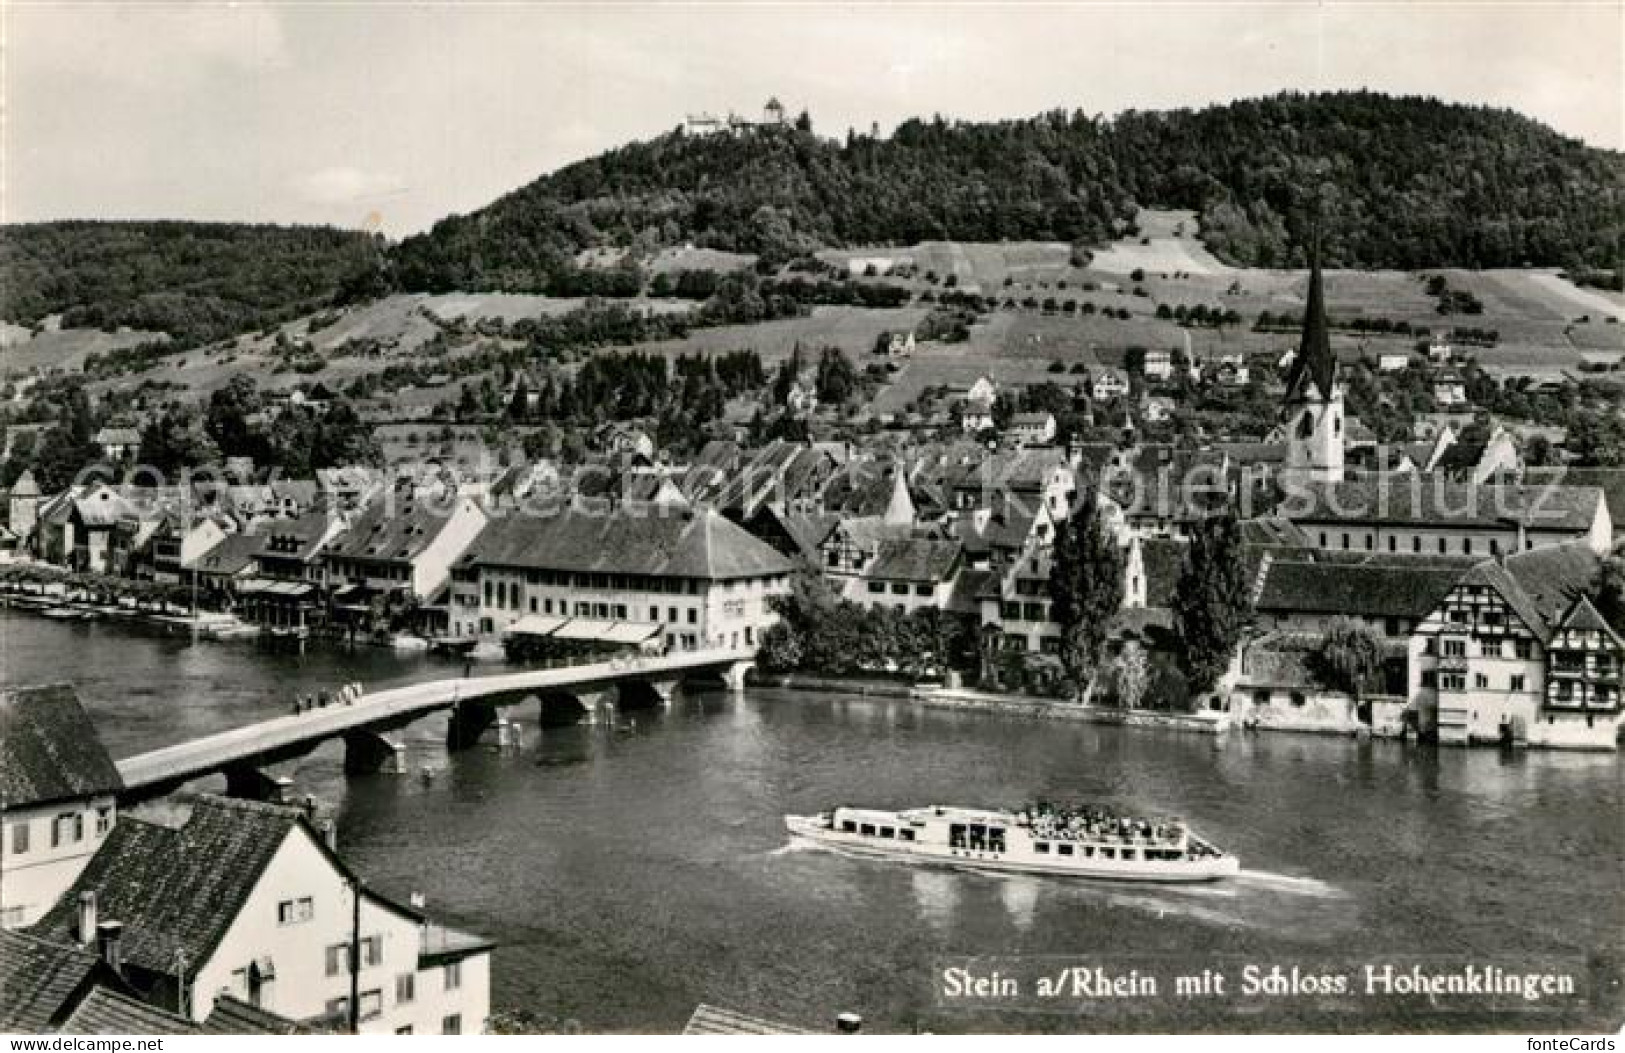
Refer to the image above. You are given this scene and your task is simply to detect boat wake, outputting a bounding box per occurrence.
[1231,869,1348,899]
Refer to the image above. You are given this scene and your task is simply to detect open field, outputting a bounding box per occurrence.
[624,304,930,364]
[1,322,167,375]
[19,209,1622,415]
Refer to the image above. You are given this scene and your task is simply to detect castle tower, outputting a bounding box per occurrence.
[1280,247,1344,486]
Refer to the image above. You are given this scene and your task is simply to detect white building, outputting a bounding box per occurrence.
[1091,368,1131,402]
[450,505,793,653]
[32,795,492,1035]
[1143,348,1174,382]
[1006,412,1056,447]
[0,685,123,929]
[325,491,488,602]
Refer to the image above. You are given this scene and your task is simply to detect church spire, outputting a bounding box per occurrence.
[1284,232,1337,403]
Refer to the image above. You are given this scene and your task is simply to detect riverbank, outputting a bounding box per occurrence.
[757,672,1228,733]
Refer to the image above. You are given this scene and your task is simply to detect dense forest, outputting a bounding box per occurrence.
[0,221,385,344]
[3,94,1619,338]
[392,92,1623,289]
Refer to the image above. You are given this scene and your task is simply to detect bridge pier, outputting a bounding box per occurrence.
[343,729,407,775]
[222,764,293,803]
[721,660,754,693]
[446,700,498,751]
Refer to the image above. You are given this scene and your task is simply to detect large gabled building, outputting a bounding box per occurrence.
[450,504,793,653]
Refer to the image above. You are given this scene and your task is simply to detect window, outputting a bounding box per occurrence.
[397,972,416,1004]
[899,828,915,842]
[1441,673,1466,692]
[277,897,313,926]
[1510,675,1526,693]
[687,609,697,624]
[51,812,82,848]
[1035,842,1050,854]
[890,582,908,595]
[361,935,383,967]
[443,1015,462,1035]
[11,821,29,854]
[867,581,885,593]
[1413,536,1422,553]
[444,961,463,991]
[859,823,876,836]
[650,606,660,622]
[325,997,349,1020]
[358,990,383,1022]
[1475,673,1489,689]
[1057,844,1074,857]
[1341,533,1350,550]
[1516,639,1534,660]
[914,584,932,597]
[396,1027,413,1036]
[1438,538,1448,554]
[325,943,348,977]
[1442,639,1467,658]
[1388,536,1397,553]
[95,807,112,836]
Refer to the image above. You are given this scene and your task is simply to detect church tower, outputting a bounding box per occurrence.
[1280,247,1344,486]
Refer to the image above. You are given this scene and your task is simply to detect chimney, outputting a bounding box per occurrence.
[409,891,426,910]
[318,818,338,851]
[835,1013,863,1034]
[96,920,124,974]
[76,891,98,947]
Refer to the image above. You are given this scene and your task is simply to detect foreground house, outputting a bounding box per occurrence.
[33,795,492,1034]
[0,685,124,929]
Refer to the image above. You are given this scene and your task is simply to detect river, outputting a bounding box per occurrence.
[3,610,1621,1033]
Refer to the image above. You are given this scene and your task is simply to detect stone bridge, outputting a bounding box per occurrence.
[115,648,756,804]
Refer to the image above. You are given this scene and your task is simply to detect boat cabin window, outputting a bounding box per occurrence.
[1057,844,1074,857]
[949,824,967,849]
[1034,842,1050,854]
[860,823,876,836]
[1121,848,1136,861]
[968,824,987,851]
[988,829,1006,853]
[880,827,895,839]
[899,829,915,842]
[1082,846,1094,858]
[1101,847,1116,860]
[842,821,857,833]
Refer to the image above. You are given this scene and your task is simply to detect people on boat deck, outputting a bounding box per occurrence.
[1019,803,1187,846]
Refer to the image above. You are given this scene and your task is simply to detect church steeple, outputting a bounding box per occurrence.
[1284,238,1337,403]
[1279,231,1345,486]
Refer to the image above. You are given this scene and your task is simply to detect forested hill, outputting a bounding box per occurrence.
[393,91,1623,292]
[0,221,387,345]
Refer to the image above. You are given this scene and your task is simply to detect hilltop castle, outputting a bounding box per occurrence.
[685,97,789,137]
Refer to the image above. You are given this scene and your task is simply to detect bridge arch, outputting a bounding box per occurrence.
[537,689,596,726]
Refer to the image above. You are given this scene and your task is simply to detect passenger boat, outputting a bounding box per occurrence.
[785,803,1240,882]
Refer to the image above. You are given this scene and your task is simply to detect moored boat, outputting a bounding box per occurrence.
[785,802,1239,882]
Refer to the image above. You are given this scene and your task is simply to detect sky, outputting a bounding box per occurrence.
[5,1,1621,238]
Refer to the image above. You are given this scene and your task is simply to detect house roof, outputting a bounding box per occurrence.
[1555,594,1617,638]
[0,929,103,1032]
[59,986,199,1035]
[93,427,142,447]
[1524,467,1625,534]
[0,683,123,808]
[460,506,793,581]
[33,796,308,976]
[327,495,462,563]
[1009,412,1054,427]
[866,538,963,582]
[683,1004,816,1036]
[193,531,265,577]
[203,996,316,1035]
[1289,479,1604,532]
[1499,541,1602,636]
[1254,557,1469,619]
